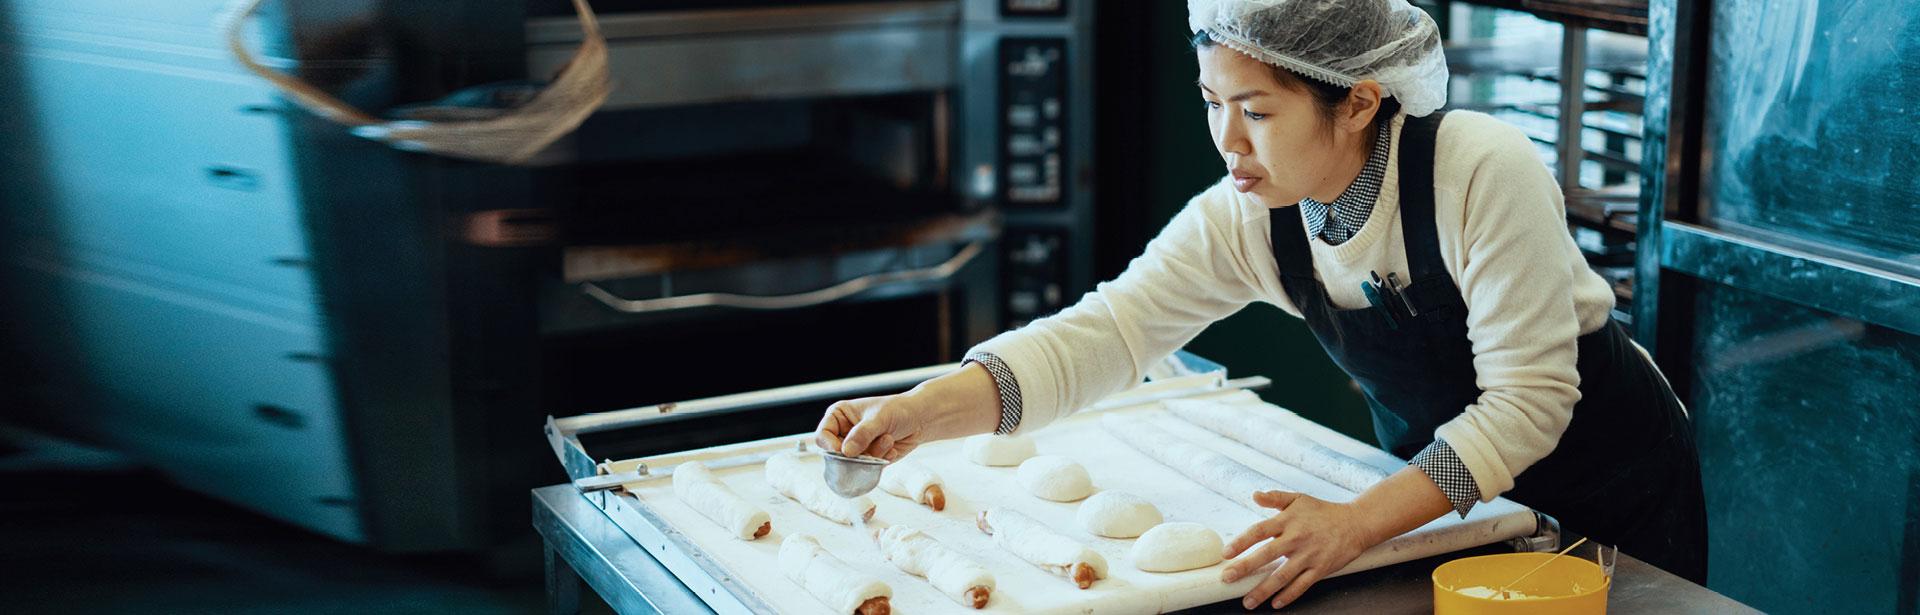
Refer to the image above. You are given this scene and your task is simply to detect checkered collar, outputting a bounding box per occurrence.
[1298,122,1393,245]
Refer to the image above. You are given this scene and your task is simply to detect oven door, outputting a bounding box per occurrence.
[536,228,1000,460]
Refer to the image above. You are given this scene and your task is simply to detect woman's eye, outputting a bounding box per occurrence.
[1203,100,1221,110]
[1243,110,1268,120]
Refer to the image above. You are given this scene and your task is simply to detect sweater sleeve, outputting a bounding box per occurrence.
[961,351,1024,435]
[1410,439,1482,518]
[1432,119,1591,502]
[965,183,1270,435]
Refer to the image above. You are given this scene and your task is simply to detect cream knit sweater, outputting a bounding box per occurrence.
[969,110,1629,503]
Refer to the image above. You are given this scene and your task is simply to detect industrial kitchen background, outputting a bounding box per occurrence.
[1,0,1915,614]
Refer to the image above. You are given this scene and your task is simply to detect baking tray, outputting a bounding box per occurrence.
[546,380,1549,615]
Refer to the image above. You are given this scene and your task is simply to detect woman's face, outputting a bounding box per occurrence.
[1196,45,1348,207]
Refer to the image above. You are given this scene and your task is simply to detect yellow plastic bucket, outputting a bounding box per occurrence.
[1433,552,1610,614]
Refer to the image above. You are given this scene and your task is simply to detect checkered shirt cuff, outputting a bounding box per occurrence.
[963,352,1023,435]
[1411,439,1481,518]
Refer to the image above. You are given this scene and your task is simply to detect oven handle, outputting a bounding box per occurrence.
[578,241,984,313]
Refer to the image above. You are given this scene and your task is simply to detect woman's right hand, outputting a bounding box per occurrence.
[814,362,1002,462]
[814,393,929,462]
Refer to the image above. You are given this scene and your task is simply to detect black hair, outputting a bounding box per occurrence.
[1191,30,1401,130]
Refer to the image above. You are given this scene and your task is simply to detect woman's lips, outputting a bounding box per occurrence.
[1231,175,1262,192]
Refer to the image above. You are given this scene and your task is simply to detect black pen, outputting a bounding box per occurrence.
[1370,271,1403,318]
[1387,272,1418,317]
[1362,280,1398,330]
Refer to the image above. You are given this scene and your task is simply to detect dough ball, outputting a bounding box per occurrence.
[1131,522,1225,573]
[1016,455,1093,502]
[1076,491,1162,538]
[963,433,1036,467]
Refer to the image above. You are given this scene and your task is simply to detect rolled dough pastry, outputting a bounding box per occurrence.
[672,461,771,540]
[874,525,995,609]
[1017,455,1093,502]
[977,507,1108,589]
[1165,399,1391,494]
[962,433,1036,466]
[1101,413,1289,513]
[765,451,875,525]
[877,459,947,511]
[1075,491,1162,538]
[1131,522,1225,572]
[779,533,893,615]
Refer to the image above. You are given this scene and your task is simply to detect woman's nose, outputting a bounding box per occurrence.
[1216,117,1251,157]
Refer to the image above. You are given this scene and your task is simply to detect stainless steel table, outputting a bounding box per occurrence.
[533,485,1762,614]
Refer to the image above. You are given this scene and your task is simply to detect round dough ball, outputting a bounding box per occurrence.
[1076,491,1162,538]
[963,433,1036,467]
[1131,522,1225,573]
[1016,455,1093,502]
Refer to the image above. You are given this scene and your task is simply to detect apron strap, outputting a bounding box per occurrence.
[1269,203,1317,280]
[1398,112,1449,281]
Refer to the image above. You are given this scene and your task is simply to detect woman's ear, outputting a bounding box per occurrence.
[1340,80,1385,135]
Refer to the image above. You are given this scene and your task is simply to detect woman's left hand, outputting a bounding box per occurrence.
[1220,490,1377,610]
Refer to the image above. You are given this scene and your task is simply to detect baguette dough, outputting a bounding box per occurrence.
[1017,455,1093,502]
[877,459,947,510]
[672,461,771,540]
[1165,399,1391,494]
[1076,491,1162,538]
[963,433,1036,466]
[980,507,1108,588]
[875,525,995,609]
[766,451,875,525]
[1101,413,1288,513]
[779,533,893,615]
[1131,522,1225,572]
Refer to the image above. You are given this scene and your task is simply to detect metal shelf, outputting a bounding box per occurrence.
[1446,0,1649,35]
[1442,2,1653,322]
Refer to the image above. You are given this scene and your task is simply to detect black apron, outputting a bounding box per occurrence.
[1269,112,1709,584]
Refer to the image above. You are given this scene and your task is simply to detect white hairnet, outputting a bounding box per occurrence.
[1189,0,1450,117]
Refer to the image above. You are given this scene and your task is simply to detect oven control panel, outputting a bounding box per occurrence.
[1000,38,1067,208]
[1001,229,1069,329]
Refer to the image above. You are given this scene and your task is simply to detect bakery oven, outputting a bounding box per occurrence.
[0,0,1114,568]
[277,0,1097,552]
[504,0,1095,422]
[0,0,1094,555]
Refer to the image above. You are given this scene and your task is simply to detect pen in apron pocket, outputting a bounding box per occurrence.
[1362,279,1398,330]
[1386,272,1418,317]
